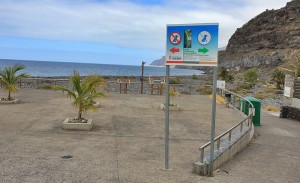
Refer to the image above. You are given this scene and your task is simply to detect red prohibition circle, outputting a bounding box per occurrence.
[169,32,182,45]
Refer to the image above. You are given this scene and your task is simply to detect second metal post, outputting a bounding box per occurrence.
[164,65,170,170]
[209,66,217,176]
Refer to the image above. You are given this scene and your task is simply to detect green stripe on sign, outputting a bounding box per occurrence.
[183,61,199,64]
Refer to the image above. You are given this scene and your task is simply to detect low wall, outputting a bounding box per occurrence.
[5,77,205,95]
[292,98,300,108]
[192,122,254,175]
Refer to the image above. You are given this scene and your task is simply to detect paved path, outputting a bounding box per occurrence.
[0,90,241,183]
[214,111,300,183]
[0,90,299,182]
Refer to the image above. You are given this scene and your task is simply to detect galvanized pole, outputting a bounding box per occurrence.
[164,65,170,170]
[209,66,218,176]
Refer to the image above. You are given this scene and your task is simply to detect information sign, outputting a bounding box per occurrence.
[166,23,219,66]
[217,80,225,89]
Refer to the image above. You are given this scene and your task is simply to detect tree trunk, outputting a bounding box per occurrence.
[8,91,11,100]
[77,104,82,119]
[276,82,280,89]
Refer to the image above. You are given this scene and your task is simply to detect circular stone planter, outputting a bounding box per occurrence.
[62,118,93,131]
[160,103,180,111]
[0,99,21,104]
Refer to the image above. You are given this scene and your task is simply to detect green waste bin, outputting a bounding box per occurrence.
[240,97,261,126]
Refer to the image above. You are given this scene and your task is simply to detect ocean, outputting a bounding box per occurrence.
[0,59,204,77]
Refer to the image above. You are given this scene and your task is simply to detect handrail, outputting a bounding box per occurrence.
[198,88,254,163]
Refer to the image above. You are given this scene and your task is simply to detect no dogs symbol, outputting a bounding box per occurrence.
[169,32,182,45]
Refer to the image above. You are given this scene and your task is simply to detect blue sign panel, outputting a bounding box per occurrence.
[166,23,219,66]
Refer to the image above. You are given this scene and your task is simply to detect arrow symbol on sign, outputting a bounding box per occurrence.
[198,47,209,54]
[170,47,180,53]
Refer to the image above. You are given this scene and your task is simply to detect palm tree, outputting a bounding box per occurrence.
[169,87,176,106]
[53,71,106,120]
[0,64,28,100]
[280,56,300,77]
[218,67,234,83]
[272,69,285,89]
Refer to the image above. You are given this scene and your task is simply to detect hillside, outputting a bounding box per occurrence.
[150,56,165,66]
[151,0,300,75]
[220,0,300,72]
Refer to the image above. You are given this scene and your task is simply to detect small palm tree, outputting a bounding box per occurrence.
[0,64,28,100]
[218,67,234,83]
[243,69,258,83]
[280,56,300,77]
[218,67,228,80]
[272,69,285,89]
[169,87,180,106]
[53,71,106,120]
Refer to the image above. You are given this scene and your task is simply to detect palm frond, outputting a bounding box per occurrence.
[52,85,77,99]
[71,71,82,94]
[53,71,106,119]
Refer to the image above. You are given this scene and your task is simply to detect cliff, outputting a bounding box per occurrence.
[150,56,165,67]
[151,0,300,74]
[220,0,300,71]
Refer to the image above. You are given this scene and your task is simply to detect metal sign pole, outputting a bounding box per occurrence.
[164,65,170,170]
[209,66,217,176]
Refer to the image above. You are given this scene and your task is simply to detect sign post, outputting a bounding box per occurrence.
[165,23,219,173]
[164,65,170,170]
[141,61,146,94]
[209,66,217,176]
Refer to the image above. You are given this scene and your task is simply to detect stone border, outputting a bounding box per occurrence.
[93,101,100,108]
[160,103,180,111]
[62,118,93,131]
[0,99,21,104]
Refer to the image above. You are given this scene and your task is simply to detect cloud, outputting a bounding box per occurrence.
[0,0,290,51]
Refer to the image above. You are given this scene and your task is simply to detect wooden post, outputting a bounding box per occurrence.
[141,61,146,94]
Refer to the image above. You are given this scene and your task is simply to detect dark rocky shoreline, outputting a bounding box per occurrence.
[14,75,209,95]
[1,75,283,110]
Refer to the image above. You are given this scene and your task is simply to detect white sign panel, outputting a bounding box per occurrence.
[284,87,291,97]
[217,80,225,89]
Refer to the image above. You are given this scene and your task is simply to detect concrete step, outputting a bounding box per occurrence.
[294,90,300,94]
[293,95,300,99]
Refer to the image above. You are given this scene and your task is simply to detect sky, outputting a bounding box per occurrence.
[0,0,290,65]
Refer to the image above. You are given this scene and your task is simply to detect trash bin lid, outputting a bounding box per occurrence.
[245,97,261,103]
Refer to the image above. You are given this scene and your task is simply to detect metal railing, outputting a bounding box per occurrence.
[199,88,254,163]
